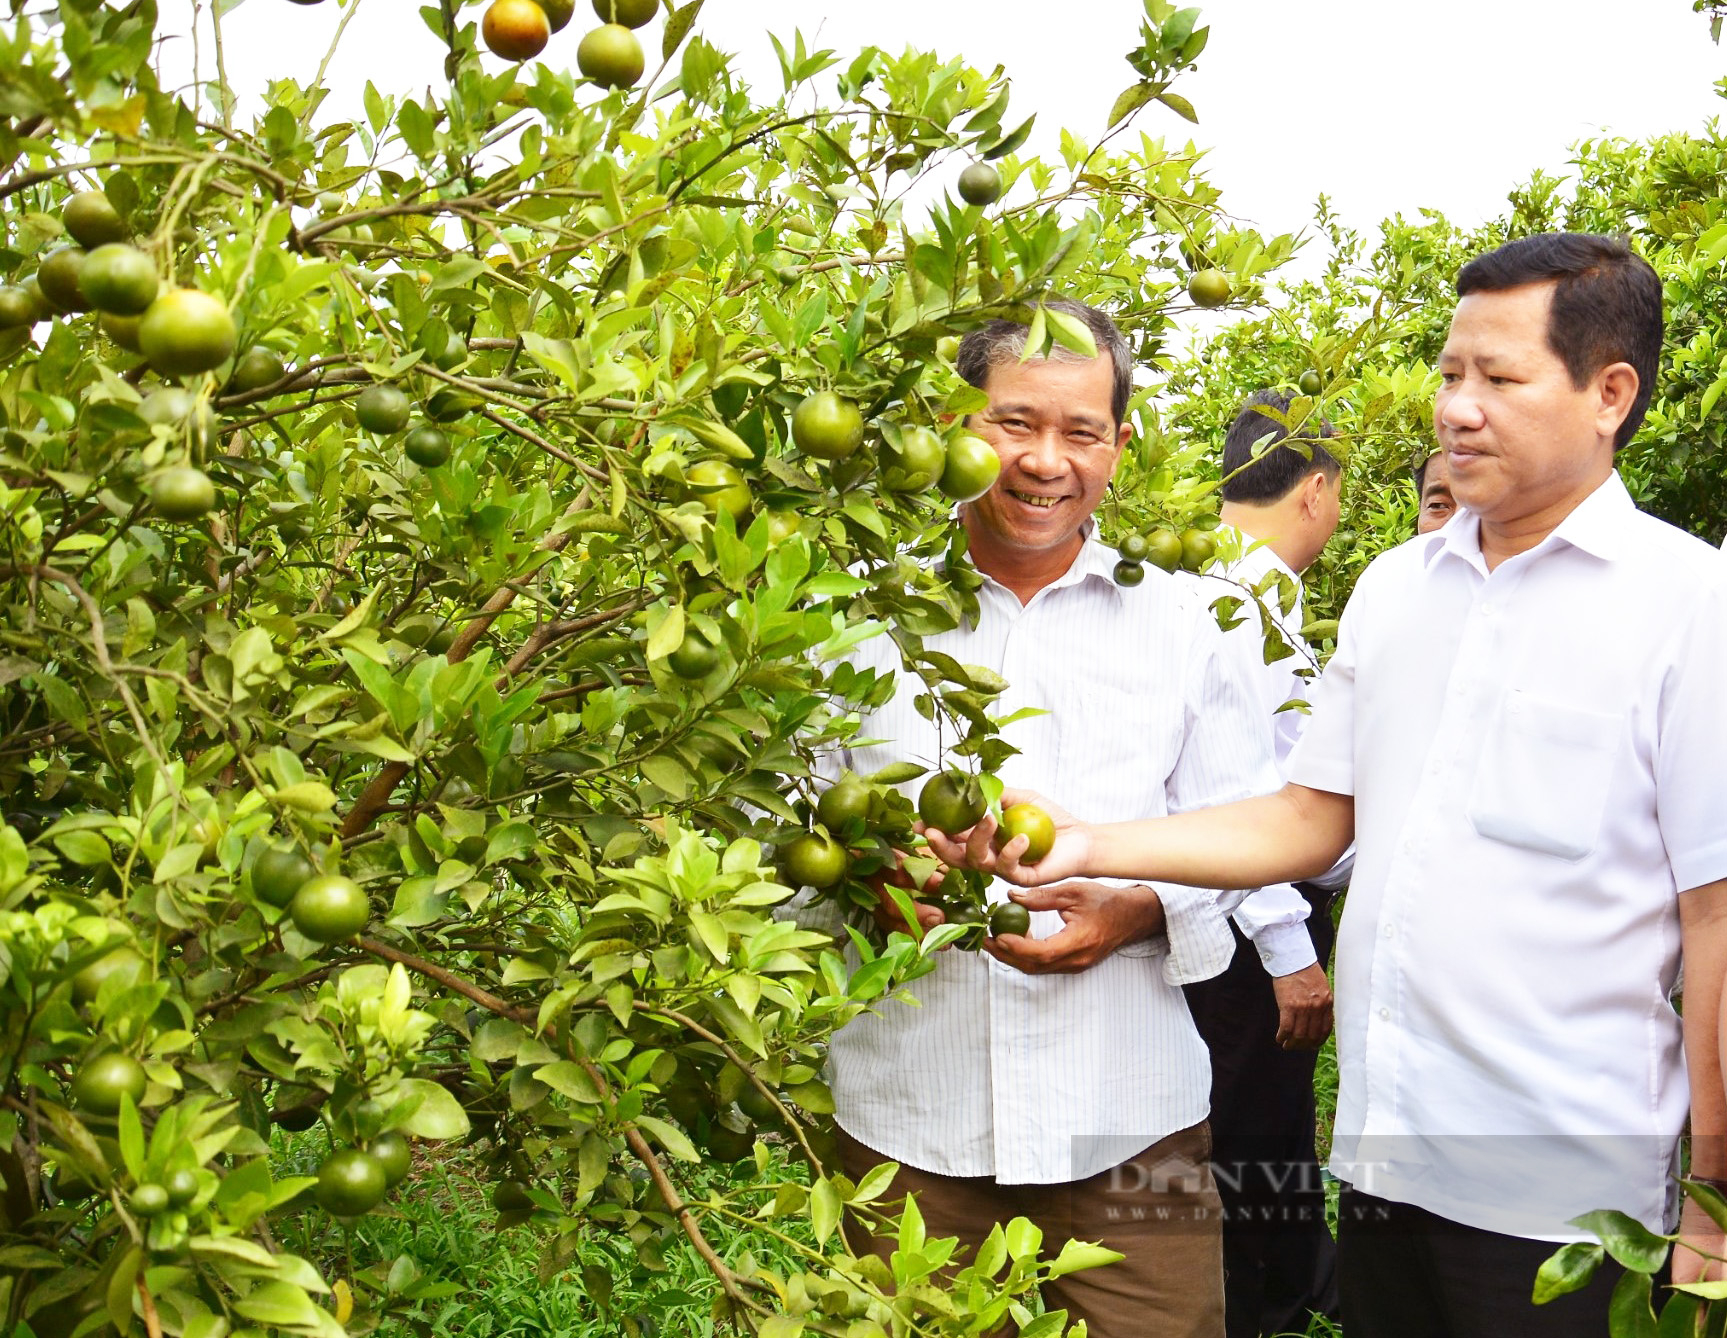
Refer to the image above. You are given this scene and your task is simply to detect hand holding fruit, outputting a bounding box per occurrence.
[980,879,1166,976]
[920,788,1092,887]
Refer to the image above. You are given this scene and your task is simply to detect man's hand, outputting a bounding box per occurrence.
[981,880,1165,975]
[1672,1196,1727,1286]
[868,858,946,937]
[921,788,1095,887]
[1271,963,1333,1050]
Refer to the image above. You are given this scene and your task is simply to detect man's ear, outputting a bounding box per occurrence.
[1595,362,1639,441]
[1299,469,1328,517]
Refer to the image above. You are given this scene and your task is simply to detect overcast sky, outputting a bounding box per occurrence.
[179,0,1726,249]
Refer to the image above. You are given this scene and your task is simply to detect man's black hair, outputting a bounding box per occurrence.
[1219,389,1340,504]
[1455,233,1662,452]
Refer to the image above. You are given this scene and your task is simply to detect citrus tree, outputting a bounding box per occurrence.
[0,1,1299,1334]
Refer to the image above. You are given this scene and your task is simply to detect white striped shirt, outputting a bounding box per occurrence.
[1186,532,1328,976]
[820,537,1280,1184]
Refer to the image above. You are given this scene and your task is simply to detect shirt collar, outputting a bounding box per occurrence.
[1419,471,1634,572]
[1218,523,1298,584]
[976,521,1122,604]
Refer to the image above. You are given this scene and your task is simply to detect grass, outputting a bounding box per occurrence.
[273,1129,814,1337]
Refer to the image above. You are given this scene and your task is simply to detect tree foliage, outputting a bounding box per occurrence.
[0,1,1299,1334]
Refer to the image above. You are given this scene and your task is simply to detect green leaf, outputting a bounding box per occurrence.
[662,0,704,59]
[1157,90,1199,123]
[1569,1209,1671,1274]
[534,1062,604,1105]
[1043,307,1097,359]
[1045,1239,1125,1278]
[234,1280,322,1328]
[636,1114,699,1162]
[1608,1267,1658,1338]
[810,1175,842,1245]
[1107,82,1154,129]
[395,1078,472,1139]
[982,114,1035,160]
[1531,1239,1603,1306]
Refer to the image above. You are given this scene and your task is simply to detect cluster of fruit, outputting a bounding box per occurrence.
[61,947,408,1235]
[250,844,373,944]
[784,767,1052,946]
[677,390,1003,537]
[272,1094,415,1218]
[353,382,458,469]
[0,190,244,520]
[1112,525,1216,585]
[481,0,654,89]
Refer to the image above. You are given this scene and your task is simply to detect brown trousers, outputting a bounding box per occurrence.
[837,1121,1225,1338]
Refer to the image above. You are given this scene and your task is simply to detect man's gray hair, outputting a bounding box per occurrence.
[955,299,1133,426]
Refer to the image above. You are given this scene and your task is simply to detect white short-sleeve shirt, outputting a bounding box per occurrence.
[1288,472,1727,1239]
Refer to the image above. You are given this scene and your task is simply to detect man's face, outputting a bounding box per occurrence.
[963,353,1130,567]
[1433,282,1619,529]
[1417,451,1456,534]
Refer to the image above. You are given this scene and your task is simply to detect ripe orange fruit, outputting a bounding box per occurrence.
[482,0,550,61]
[578,23,645,88]
[997,803,1056,863]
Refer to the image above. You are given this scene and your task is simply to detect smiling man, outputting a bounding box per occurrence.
[926,237,1727,1337]
[812,300,1280,1338]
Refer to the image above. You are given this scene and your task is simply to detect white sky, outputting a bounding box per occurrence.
[178,0,1726,248]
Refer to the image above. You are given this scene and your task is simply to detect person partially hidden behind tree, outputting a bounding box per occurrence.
[927,234,1727,1338]
[1182,390,1346,1338]
[1413,447,1457,535]
[794,299,1281,1338]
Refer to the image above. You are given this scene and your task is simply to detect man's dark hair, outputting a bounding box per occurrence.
[955,299,1132,426]
[1455,233,1662,452]
[1219,390,1340,504]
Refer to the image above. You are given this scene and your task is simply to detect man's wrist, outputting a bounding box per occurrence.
[1123,884,1167,943]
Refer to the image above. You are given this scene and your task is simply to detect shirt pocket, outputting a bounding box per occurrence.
[1466,690,1621,861]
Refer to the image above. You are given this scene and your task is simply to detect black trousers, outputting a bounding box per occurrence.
[1183,890,1339,1338]
[1336,1187,1645,1337]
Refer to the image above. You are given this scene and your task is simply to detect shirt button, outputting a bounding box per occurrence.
[1379,1007,1391,1020]
[1383,924,1395,938]
[1481,602,1494,616]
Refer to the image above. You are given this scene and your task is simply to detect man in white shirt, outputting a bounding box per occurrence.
[816,300,1280,1337]
[1183,389,1344,1338]
[929,235,1727,1337]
